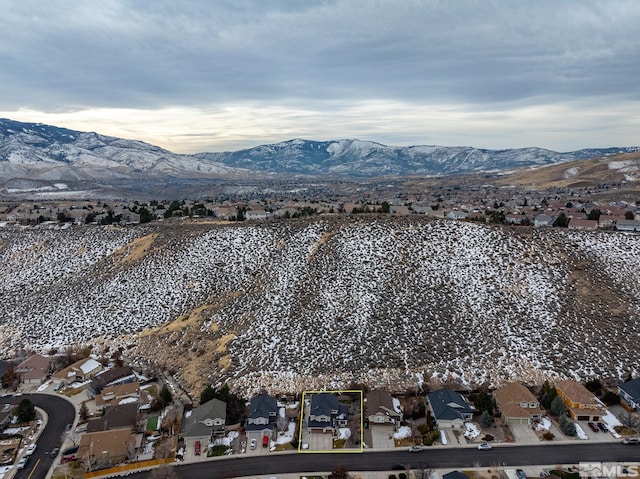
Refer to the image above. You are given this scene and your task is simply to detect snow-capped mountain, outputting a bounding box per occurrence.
[0,118,249,183]
[1,118,638,187]
[197,138,640,177]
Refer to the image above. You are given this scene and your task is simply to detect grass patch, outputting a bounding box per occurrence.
[394,437,414,447]
[333,438,347,449]
[272,443,294,451]
[146,415,159,431]
[207,445,228,457]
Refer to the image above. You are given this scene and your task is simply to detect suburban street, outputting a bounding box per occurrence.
[5,393,76,479]
[123,442,640,478]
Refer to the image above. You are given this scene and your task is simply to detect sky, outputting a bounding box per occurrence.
[1,0,639,154]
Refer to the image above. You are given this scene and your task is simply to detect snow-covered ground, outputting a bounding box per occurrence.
[0,219,639,397]
[464,422,480,440]
[536,417,552,431]
[575,423,588,440]
[276,422,296,445]
[393,425,412,440]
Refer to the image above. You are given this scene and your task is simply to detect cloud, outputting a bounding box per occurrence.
[0,0,639,151]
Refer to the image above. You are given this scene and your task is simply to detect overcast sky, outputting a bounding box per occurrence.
[1,0,639,153]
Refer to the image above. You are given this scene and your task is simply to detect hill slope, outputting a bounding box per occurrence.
[0,217,638,396]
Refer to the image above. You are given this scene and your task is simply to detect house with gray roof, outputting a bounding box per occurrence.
[618,378,640,411]
[426,389,474,429]
[181,398,227,446]
[308,393,348,433]
[246,392,278,433]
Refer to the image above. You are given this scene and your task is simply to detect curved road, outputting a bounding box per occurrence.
[5,393,76,479]
[128,442,639,478]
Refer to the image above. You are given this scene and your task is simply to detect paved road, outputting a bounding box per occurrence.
[5,393,76,479]
[125,442,640,478]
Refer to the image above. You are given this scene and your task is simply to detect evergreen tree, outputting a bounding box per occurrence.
[160,384,173,406]
[549,396,565,416]
[15,399,36,423]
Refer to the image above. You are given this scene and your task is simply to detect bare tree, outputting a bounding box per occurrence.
[618,410,640,431]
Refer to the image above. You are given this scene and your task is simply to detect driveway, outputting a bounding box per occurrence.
[370,425,395,449]
[509,424,542,444]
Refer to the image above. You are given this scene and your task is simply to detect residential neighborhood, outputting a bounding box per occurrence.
[0,350,639,478]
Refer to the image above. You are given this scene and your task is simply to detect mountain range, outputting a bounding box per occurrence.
[1,118,638,198]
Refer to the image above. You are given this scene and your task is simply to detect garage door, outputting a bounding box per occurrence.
[508,418,528,425]
[577,415,589,421]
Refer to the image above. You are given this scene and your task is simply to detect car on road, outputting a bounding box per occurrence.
[194,440,201,456]
[250,438,257,450]
[16,457,28,469]
[477,442,493,450]
[50,447,60,457]
[622,437,640,445]
[64,423,73,433]
[597,422,608,432]
[408,445,423,452]
[588,422,599,432]
[25,444,36,456]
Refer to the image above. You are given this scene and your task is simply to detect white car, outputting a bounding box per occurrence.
[16,457,28,469]
[477,442,493,450]
[250,438,257,450]
[25,444,37,455]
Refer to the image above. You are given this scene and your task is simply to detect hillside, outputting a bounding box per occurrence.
[1,217,638,397]
[498,151,640,189]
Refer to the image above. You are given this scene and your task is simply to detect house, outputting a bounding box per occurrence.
[308,393,349,433]
[246,392,278,433]
[618,378,640,411]
[52,358,102,386]
[366,389,402,426]
[78,428,136,471]
[390,205,412,215]
[95,382,140,410]
[88,367,135,396]
[598,215,626,229]
[616,219,640,232]
[426,389,474,429]
[493,383,543,425]
[555,380,605,421]
[245,209,270,220]
[181,398,227,450]
[505,214,526,225]
[15,353,50,385]
[446,211,468,220]
[568,218,598,231]
[533,214,554,228]
[87,402,141,433]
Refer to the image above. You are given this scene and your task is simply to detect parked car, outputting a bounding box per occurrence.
[597,422,608,432]
[50,447,60,457]
[408,445,423,452]
[516,469,527,479]
[262,435,269,448]
[540,470,550,477]
[477,442,493,450]
[17,457,28,469]
[194,440,201,456]
[250,439,257,450]
[25,444,36,456]
[622,437,640,445]
[588,422,599,432]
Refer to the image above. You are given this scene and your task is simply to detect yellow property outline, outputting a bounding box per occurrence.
[298,390,364,453]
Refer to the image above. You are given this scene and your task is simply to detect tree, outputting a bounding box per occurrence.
[618,409,640,431]
[474,390,494,414]
[480,409,492,427]
[587,209,601,221]
[539,381,557,409]
[160,384,173,406]
[553,213,569,227]
[584,379,602,396]
[559,415,576,436]
[139,207,153,224]
[549,396,565,416]
[1,366,19,390]
[79,402,89,421]
[328,465,352,479]
[625,210,635,220]
[15,398,36,423]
